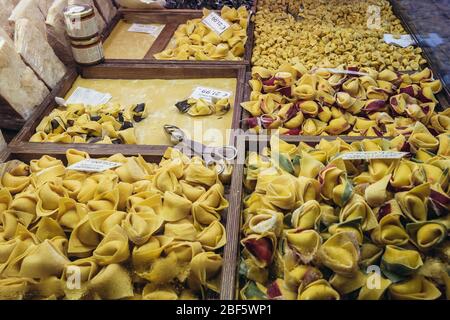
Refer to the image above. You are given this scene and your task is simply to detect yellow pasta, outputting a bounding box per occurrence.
[0,148,229,300]
[242,64,448,137]
[252,0,425,71]
[240,135,449,300]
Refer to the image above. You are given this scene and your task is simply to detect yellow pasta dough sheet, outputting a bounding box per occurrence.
[103,20,165,59]
[65,77,237,146]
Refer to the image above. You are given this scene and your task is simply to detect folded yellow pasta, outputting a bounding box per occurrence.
[175,98,232,117]
[240,135,449,300]
[30,103,150,144]
[154,6,248,61]
[252,0,426,71]
[242,64,448,137]
[0,148,229,300]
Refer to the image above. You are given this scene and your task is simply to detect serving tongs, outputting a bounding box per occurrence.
[164,125,238,174]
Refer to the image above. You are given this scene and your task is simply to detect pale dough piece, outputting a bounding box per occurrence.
[9,0,47,37]
[68,0,107,31]
[15,18,67,88]
[64,77,237,146]
[0,38,50,120]
[46,0,74,64]
[0,0,19,38]
[103,20,164,59]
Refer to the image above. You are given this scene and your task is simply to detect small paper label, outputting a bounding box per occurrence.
[128,23,164,37]
[201,12,230,35]
[384,34,415,48]
[190,86,232,102]
[62,87,112,106]
[67,159,122,172]
[339,151,408,160]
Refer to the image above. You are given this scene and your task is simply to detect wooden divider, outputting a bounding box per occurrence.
[9,63,247,154]
[2,0,449,301]
[99,8,254,66]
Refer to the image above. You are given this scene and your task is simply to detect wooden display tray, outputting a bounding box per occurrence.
[389,0,450,103]
[100,8,254,66]
[0,145,241,300]
[9,63,246,153]
[228,133,411,299]
[239,68,449,141]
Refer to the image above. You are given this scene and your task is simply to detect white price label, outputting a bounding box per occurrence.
[190,86,232,102]
[201,12,230,35]
[67,159,122,172]
[384,34,416,48]
[59,87,112,107]
[128,23,164,37]
[339,151,408,160]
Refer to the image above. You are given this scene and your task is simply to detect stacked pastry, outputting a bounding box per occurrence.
[154,6,248,61]
[241,64,448,136]
[240,135,449,300]
[30,103,150,144]
[0,148,229,300]
[252,0,426,71]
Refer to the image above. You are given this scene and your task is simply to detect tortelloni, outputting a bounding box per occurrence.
[241,64,449,137]
[30,103,150,144]
[154,6,248,61]
[0,148,229,300]
[239,135,449,300]
[175,98,232,117]
[252,0,426,71]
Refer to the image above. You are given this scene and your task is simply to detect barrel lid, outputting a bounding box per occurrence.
[63,4,93,18]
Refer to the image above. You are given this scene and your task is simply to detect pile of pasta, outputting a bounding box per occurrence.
[0,148,229,300]
[175,98,232,117]
[240,135,449,300]
[241,64,449,136]
[252,0,426,70]
[30,103,150,144]
[154,6,248,60]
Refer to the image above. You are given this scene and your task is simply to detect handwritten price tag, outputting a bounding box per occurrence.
[67,159,122,172]
[57,87,112,107]
[190,86,232,102]
[339,151,408,161]
[201,12,230,35]
[128,23,164,37]
[383,34,416,48]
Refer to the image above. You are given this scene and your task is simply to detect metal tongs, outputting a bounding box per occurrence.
[164,125,238,174]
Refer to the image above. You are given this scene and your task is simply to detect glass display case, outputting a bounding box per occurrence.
[391,0,450,101]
